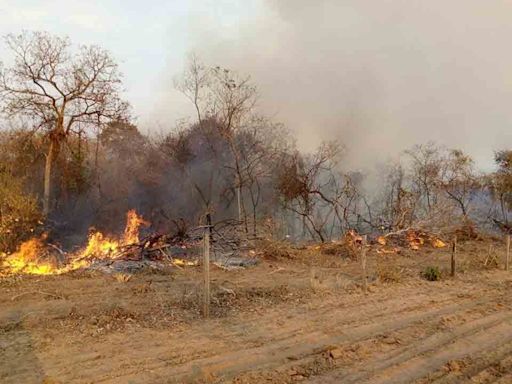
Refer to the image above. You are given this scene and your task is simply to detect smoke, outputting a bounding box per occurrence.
[162,0,512,170]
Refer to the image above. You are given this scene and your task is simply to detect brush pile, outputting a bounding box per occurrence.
[376,228,447,254]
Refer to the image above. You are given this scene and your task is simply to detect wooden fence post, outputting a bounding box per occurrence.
[451,236,457,277]
[506,234,510,272]
[484,244,493,267]
[361,235,368,293]
[203,214,211,318]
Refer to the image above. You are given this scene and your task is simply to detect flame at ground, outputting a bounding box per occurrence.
[376,247,400,255]
[407,231,424,251]
[123,209,149,244]
[1,210,149,276]
[173,258,198,266]
[2,235,57,275]
[375,230,447,254]
[431,238,447,248]
[81,232,119,259]
[344,229,363,248]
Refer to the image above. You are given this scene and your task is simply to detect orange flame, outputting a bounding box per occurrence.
[431,238,447,248]
[376,247,399,255]
[406,231,423,251]
[81,232,119,259]
[123,209,150,244]
[2,235,56,275]
[344,229,363,248]
[1,210,150,276]
[375,230,447,254]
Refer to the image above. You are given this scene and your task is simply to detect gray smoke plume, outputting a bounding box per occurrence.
[163,0,512,170]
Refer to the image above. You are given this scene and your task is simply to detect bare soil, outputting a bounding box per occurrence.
[1,240,512,383]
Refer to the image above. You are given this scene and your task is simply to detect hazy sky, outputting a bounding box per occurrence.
[1,0,511,169]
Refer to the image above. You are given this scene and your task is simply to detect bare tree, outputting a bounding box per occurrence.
[277,141,354,242]
[375,161,418,230]
[175,56,258,229]
[236,116,290,235]
[487,150,512,227]
[438,149,480,217]
[0,31,129,214]
[404,142,442,215]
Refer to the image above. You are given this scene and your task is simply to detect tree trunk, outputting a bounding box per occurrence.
[43,138,61,215]
[236,184,242,222]
[43,141,54,215]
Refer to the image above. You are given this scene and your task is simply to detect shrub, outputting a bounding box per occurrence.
[256,239,293,260]
[422,266,441,281]
[0,171,43,253]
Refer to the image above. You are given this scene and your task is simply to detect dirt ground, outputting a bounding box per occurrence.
[1,239,512,383]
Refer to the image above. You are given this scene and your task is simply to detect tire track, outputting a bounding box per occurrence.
[95,293,506,383]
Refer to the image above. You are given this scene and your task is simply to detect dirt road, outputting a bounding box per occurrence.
[1,243,512,383]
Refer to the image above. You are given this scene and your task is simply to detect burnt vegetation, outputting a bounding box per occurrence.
[0,31,511,255]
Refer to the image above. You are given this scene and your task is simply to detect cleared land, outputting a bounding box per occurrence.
[1,240,512,383]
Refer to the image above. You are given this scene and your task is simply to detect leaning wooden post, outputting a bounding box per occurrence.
[203,213,211,318]
[361,235,368,294]
[451,235,457,277]
[506,234,510,272]
[484,244,493,267]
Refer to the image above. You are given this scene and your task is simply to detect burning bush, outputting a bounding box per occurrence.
[0,171,43,253]
[378,229,447,252]
[2,234,58,275]
[1,209,153,276]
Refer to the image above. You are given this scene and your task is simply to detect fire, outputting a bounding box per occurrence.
[431,238,447,248]
[123,209,149,244]
[406,230,446,251]
[173,258,198,267]
[2,235,57,275]
[377,236,387,245]
[344,229,363,248]
[1,210,150,276]
[375,230,447,254]
[82,232,119,259]
[407,231,424,251]
[376,247,399,255]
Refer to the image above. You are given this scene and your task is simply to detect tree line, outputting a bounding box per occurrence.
[0,31,510,251]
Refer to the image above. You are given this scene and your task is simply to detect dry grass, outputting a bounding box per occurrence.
[255,239,295,260]
[320,242,357,259]
[377,265,404,284]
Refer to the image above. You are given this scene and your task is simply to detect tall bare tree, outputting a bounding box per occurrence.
[488,150,512,227]
[0,31,129,214]
[277,142,354,242]
[438,149,480,217]
[175,56,258,228]
[404,142,442,214]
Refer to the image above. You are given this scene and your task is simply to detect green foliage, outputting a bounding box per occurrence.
[422,266,441,281]
[0,171,43,252]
